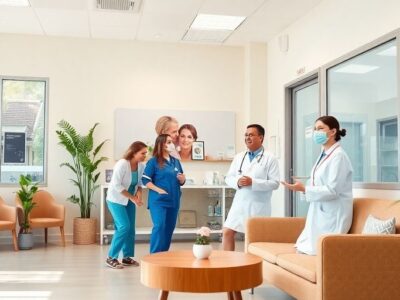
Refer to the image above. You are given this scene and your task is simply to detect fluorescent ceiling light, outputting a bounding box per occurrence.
[190,14,246,31]
[377,46,396,56]
[0,0,30,6]
[334,64,379,74]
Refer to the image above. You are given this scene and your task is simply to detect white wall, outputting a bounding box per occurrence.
[0,33,267,239]
[265,0,400,216]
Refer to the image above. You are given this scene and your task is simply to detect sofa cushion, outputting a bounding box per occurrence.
[0,220,14,230]
[362,214,396,234]
[350,199,400,233]
[30,218,63,228]
[276,253,317,283]
[247,242,296,264]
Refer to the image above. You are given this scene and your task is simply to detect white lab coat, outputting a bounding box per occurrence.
[224,149,280,233]
[296,142,353,255]
[107,159,145,206]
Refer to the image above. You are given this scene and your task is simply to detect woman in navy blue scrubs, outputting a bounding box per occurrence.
[142,134,186,253]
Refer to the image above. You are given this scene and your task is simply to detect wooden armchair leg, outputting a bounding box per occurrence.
[45,228,48,244]
[60,226,66,247]
[12,229,19,251]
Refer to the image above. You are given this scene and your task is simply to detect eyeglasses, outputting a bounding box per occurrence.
[244,133,260,138]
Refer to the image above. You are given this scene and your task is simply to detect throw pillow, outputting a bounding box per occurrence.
[362,214,396,234]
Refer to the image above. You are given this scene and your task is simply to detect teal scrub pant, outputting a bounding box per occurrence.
[149,205,178,253]
[106,200,136,259]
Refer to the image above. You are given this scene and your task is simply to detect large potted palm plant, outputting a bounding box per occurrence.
[56,120,108,245]
[16,174,38,250]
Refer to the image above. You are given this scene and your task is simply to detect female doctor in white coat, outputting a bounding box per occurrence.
[223,124,280,251]
[105,141,147,269]
[282,115,353,255]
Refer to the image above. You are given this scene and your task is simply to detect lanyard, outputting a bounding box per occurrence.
[311,144,340,186]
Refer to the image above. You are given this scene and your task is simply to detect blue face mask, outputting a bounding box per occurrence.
[313,131,328,145]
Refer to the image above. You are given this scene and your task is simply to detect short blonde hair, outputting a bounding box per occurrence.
[155,116,178,135]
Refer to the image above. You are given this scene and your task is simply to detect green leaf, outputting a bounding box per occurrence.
[93,140,108,157]
[60,162,77,174]
[17,174,39,231]
[56,120,108,218]
[67,195,80,204]
[93,172,100,183]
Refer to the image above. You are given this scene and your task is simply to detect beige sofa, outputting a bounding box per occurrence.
[245,198,400,300]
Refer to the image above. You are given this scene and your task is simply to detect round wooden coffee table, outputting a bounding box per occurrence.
[141,250,263,300]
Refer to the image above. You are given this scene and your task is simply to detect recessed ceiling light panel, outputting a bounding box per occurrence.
[190,14,246,31]
[0,0,30,7]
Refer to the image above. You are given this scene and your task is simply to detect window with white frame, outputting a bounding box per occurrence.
[327,39,398,183]
[0,77,47,184]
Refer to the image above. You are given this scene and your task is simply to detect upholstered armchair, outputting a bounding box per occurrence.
[16,190,65,246]
[0,196,18,251]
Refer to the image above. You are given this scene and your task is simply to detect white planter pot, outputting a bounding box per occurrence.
[192,244,212,259]
[18,233,34,250]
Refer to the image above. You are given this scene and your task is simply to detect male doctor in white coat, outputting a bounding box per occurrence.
[223,124,280,251]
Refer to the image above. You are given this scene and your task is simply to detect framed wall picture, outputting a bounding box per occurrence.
[114,109,235,160]
[105,169,113,183]
[177,210,197,228]
[191,141,205,160]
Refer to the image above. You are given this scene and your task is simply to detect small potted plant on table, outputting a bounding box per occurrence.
[193,226,212,259]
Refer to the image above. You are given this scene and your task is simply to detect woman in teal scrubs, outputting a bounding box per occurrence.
[106,141,147,269]
[142,134,186,253]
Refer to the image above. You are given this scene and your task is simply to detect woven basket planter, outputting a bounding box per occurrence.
[73,218,96,245]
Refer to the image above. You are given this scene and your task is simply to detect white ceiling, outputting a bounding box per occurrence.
[0,0,322,45]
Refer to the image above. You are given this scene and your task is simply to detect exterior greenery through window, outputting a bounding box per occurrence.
[0,78,47,184]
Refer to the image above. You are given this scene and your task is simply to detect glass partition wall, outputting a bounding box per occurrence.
[290,79,320,217]
[327,39,398,184]
[286,33,400,215]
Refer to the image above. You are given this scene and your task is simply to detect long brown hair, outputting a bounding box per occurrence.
[178,124,198,140]
[123,141,147,160]
[153,134,170,167]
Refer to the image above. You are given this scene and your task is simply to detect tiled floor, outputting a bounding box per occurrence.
[0,240,294,300]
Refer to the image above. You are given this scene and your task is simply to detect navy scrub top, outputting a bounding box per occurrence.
[142,156,184,208]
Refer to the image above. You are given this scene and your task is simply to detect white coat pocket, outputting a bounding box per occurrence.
[317,204,336,232]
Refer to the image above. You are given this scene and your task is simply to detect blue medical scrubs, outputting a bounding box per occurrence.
[142,156,184,253]
[107,171,137,259]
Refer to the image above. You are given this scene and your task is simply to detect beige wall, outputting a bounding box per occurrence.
[0,34,271,238]
[7,0,400,238]
[265,0,400,216]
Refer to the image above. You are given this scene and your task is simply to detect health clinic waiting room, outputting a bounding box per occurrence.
[0,0,400,299]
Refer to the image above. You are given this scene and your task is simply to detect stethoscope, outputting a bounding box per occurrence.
[238,148,264,175]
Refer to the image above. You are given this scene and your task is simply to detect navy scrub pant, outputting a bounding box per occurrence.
[149,205,179,253]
